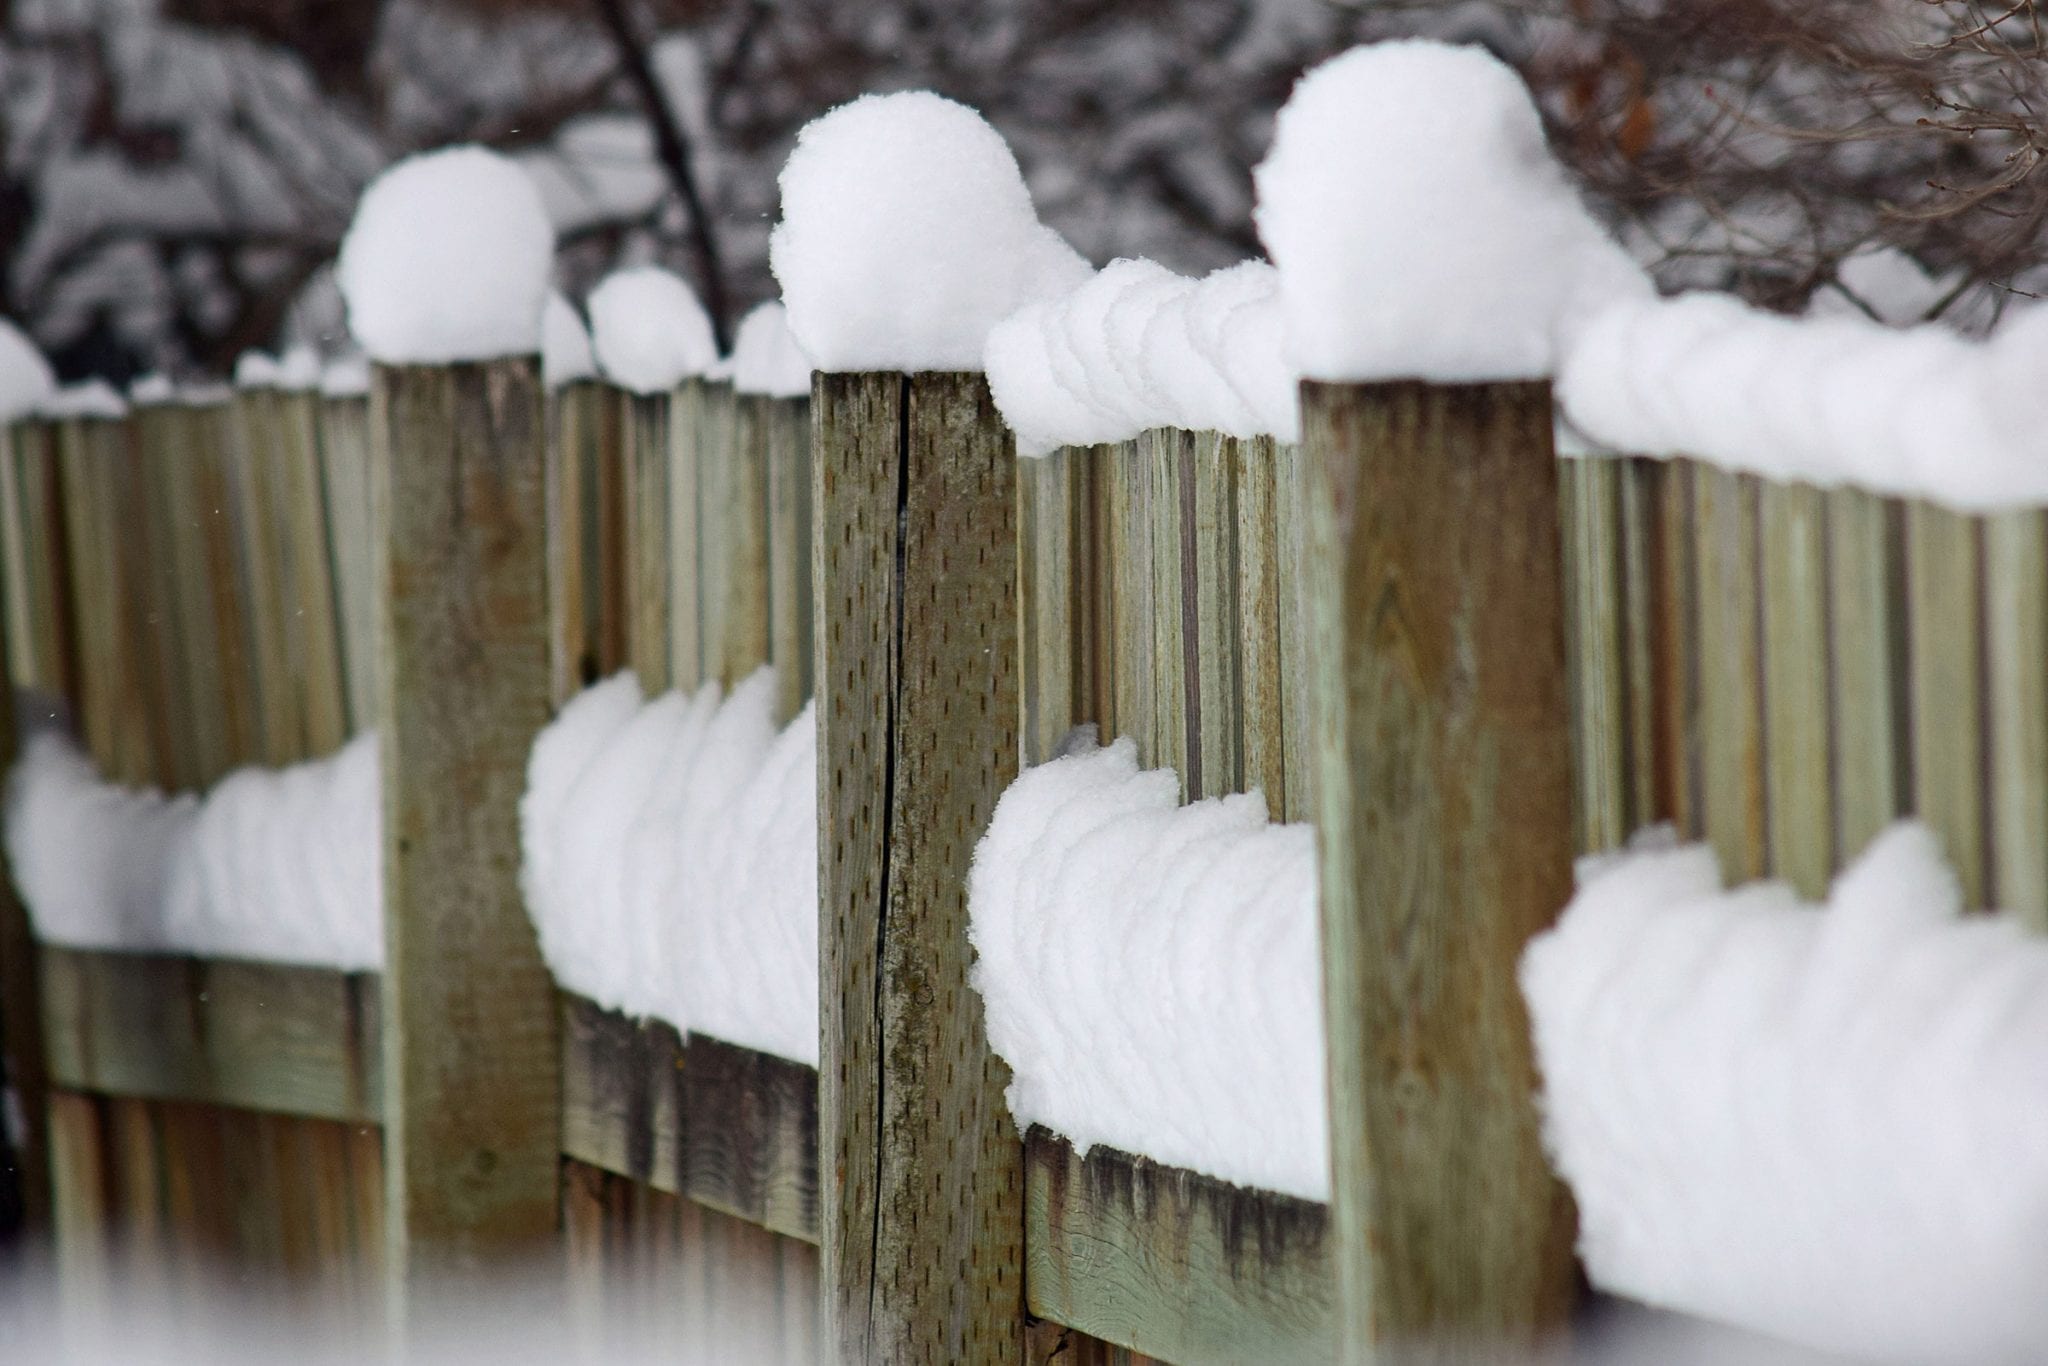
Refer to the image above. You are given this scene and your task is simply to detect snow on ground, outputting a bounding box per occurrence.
[336,145,553,364]
[969,738,1327,1199]
[770,92,1091,373]
[728,302,812,399]
[5,729,380,970]
[521,670,817,1065]
[1253,41,1646,383]
[587,265,719,395]
[543,290,598,388]
[1522,823,2048,1364]
[1560,291,2048,510]
[985,258,1296,454]
[0,321,57,422]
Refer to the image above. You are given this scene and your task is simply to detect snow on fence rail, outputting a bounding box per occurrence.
[0,36,2046,1366]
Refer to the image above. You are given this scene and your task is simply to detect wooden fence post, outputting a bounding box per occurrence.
[1302,379,1577,1359]
[373,358,560,1306]
[815,370,1024,1363]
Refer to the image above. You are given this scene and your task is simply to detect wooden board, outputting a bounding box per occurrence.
[1758,480,1833,897]
[37,946,380,1124]
[1986,510,2048,927]
[557,992,818,1244]
[764,395,813,724]
[1694,465,1767,882]
[1826,485,1907,861]
[815,370,1024,1362]
[1301,379,1577,1356]
[1905,500,1988,906]
[373,359,560,1289]
[1023,1129,1330,1366]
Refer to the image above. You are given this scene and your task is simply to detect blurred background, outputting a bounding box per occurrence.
[1,0,2043,388]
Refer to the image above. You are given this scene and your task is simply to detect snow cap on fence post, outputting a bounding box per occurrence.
[542,291,597,388]
[770,91,1090,373]
[336,145,553,364]
[587,265,719,395]
[0,320,56,422]
[1254,41,1645,383]
[729,302,813,399]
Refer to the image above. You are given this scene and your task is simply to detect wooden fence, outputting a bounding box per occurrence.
[0,356,2041,1363]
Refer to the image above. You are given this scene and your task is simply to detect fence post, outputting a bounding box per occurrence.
[815,370,1024,1363]
[373,358,560,1305]
[1302,379,1577,1357]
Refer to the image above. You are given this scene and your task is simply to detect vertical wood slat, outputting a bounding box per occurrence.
[153,405,233,784]
[229,388,306,766]
[1655,462,1702,838]
[1303,379,1576,1356]
[1187,432,1239,800]
[130,405,195,788]
[374,359,560,1300]
[1758,481,1834,898]
[56,415,143,779]
[1827,486,1907,863]
[0,420,77,699]
[320,392,379,735]
[1084,445,1117,739]
[1112,438,1156,765]
[546,381,593,707]
[1147,429,1189,789]
[1275,440,1312,825]
[279,387,350,756]
[625,391,672,693]
[1236,436,1287,816]
[1017,448,1076,767]
[718,387,773,688]
[1694,465,1768,881]
[669,380,709,693]
[765,395,813,725]
[1986,510,2048,928]
[816,370,1024,1363]
[1560,456,1627,854]
[1617,458,1663,831]
[1906,500,1988,907]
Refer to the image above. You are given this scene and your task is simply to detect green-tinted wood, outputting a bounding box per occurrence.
[278,388,349,756]
[1906,500,1987,907]
[1275,440,1312,824]
[1303,379,1577,1358]
[1694,465,1767,881]
[717,388,772,688]
[319,393,378,735]
[1759,481,1833,897]
[1083,444,1117,738]
[815,370,1024,1363]
[546,381,592,707]
[670,380,710,692]
[1146,429,1189,789]
[0,420,76,699]
[1023,1129,1329,1366]
[1017,448,1077,766]
[1655,461,1702,837]
[58,415,153,781]
[229,389,307,766]
[765,396,813,724]
[1186,432,1239,799]
[130,405,197,787]
[1112,437,1156,764]
[1236,438,1286,814]
[624,391,672,692]
[1826,486,1907,859]
[151,405,233,784]
[1560,456,1627,854]
[38,946,379,1123]
[1986,510,2048,928]
[374,359,560,1295]
[1617,458,1663,830]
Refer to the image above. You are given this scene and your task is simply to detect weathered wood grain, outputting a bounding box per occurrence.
[228,389,308,767]
[1112,436,1157,764]
[320,393,379,734]
[556,993,819,1244]
[1826,486,1907,861]
[1186,431,1239,799]
[1694,466,1768,881]
[1275,439,1312,825]
[373,359,560,1292]
[0,419,77,699]
[816,370,1024,1362]
[717,387,773,686]
[1236,437,1287,814]
[38,946,380,1124]
[1618,458,1665,831]
[1759,480,1833,897]
[1986,509,2048,927]
[624,390,673,692]
[1906,500,1988,907]
[1024,1129,1330,1366]
[277,387,349,756]
[1147,429,1189,789]
[1302,379,1578,1358]
[56,414,149,780]
[765,395,814,724]
[670,380,709,691]
[1560,456,1628,854]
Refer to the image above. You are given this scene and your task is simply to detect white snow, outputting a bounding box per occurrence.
[232,347,316,390]
[128,374,176,406]
[520,670,818,1064]
[1559,291,2048,510]
[319,353,371,399]
[586,266,719,396]
[39,380,127,421]
[335,145,554,364]
[969,738,1327,1199]
[984,259,1296,456]
[0,321,57,422]
[542,291,597,389]
[769,92,1091,373]
[1253,41,1646,382]
[1522,823,2048,1364]
[728,302,813,399]
[5,730,380,970]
